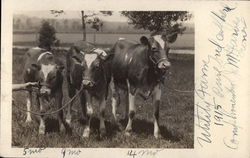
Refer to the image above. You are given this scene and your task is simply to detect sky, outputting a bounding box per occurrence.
[14,11,129,22]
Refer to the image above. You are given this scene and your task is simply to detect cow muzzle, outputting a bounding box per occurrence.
[158,60,171,70]
[82,79,95,88]
[40,86,51,96]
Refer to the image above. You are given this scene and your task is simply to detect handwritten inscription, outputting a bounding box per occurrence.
[23,147,46,155]
[127,149,164,158]
[196,2,247,150]
[61,148,81,158]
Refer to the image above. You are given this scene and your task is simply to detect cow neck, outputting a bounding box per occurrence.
[147,54,165,86]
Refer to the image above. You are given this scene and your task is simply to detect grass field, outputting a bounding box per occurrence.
[13,33,194,50]
[12,48,194,148]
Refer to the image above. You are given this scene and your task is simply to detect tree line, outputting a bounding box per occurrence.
[13,16,150,34]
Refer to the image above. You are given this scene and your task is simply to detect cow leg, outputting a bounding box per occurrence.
[55,90,66,133]
[99,98,106,138]
[125,80,136,136]
[38,98,46,135]
[66,85,76,125]
[153,84,162,139]
[66,103,73,125]
[25,91,32,123]
[110,77,120,122]
[81,92,93,138]
[124,90,129,121]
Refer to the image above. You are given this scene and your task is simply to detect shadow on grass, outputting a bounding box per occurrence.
[79,117,120,139]
[120,118,181,142]
[44,117,180,142]
[45,117,72,135]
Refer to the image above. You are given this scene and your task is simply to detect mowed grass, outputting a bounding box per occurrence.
[12,48,194,148]
[13,33,194,50]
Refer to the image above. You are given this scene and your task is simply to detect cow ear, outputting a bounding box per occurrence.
[100,53,113,61]
[140,36,149,45]
[99,53,108,60]
[70,46,80,55]
[31,64,41,70]
[166,33,178,43]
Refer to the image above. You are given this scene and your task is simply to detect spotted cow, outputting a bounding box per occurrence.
[66,41,112,138]
[23,47,67,134]
[110,33,176,138]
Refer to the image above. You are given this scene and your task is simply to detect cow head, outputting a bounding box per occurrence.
[70,46,109,89]
[33,52,64,96]
[140,35,171,72]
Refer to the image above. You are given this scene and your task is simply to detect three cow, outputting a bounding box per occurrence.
[22,32,174,138]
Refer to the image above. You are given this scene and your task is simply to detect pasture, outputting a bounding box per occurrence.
[13,33,194,50]
[12,47,194,148]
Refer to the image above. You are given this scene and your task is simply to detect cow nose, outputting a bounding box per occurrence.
[158,60,171,69]
[151,47,157,51]
[40,87,51,96]
[82,80,94,87]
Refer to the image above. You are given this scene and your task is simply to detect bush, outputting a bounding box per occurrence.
[38,21,56,50]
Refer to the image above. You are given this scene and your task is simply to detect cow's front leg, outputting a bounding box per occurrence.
[55,90,67,133]
[25,91,32,123]
[110,79,119,122]
[38,97,46,135]
[66,84,76,125]
[125,80,136,136]
[99,98,106,138]
[81,91,93,138]
[153,84,162,139]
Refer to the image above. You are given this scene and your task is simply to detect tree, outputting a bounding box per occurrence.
[121,11,191,42]
[26,18,33,29]
[38,21,57,50]
[15,18,22,30]
[51,10,112,41]
[80,11,111,41]
[88,17,104,44]
[63,19,69,31]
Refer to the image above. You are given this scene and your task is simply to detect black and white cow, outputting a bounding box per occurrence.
[23,47,66,134]
[66,41,112,138]
[110,33,175,138]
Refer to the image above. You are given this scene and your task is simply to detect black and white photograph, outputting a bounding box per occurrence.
[11,10,194,148]
[2,0,250,157]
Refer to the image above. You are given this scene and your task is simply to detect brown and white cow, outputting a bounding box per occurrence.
[66,41,112,138]
[23,47,67,134]
[110,33,175,138]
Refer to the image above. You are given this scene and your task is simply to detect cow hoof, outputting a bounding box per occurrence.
[117,122,124,131]
[154,133,162,139]
[66,118,71,125]
[25,118,32,123]
[82,128,90,138]
[100,128,106,138]
[39,126,45,135]
[124,131,132,136]
[60,124,66,133]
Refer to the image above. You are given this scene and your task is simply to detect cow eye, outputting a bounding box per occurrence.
[94,61,100,68]
[51,76,56,80]
[95,63,100,69]
[48,76,56,82]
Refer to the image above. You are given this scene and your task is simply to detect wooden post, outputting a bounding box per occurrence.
[81,11,86,41]
[94,31,96,44]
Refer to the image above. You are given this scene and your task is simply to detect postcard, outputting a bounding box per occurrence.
[1,0,249,157]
